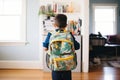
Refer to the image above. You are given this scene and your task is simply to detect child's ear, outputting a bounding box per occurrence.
[53,23,59,28]
[53,23,57,27]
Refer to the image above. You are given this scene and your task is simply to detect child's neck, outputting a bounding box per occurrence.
[58,27,65,30]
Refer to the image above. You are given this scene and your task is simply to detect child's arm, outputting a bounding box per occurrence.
[70,33,80,50]
[43,32,52,51]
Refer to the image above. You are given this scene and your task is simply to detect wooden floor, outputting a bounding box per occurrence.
[0,67,120,80]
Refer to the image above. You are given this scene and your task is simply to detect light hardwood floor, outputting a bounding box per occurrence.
[0,67,120,80]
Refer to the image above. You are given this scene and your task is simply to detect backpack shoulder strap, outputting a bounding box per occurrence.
[49,31,54,34]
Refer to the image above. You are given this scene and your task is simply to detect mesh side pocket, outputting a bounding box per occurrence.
[46,53,50,69]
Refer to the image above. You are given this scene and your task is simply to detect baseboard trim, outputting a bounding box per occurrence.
[0,61,42,69]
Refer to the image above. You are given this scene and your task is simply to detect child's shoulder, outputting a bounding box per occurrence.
[46,32,52,37]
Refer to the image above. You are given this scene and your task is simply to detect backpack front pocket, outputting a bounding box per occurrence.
[52,55,77,71]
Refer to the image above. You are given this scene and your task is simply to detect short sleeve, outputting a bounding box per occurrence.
[43,32,52,48]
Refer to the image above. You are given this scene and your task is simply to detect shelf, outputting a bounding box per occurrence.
[53,12,80,14]
[39,0,81,15]
[40,0,75,2]
[39,0,82,36]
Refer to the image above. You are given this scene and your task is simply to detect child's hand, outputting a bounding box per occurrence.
[44,47,48,51]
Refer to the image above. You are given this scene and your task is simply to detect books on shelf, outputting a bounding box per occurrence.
[39,1,76,15]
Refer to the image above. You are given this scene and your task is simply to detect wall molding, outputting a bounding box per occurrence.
[0,60,42,69]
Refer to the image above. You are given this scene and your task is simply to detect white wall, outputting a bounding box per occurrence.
[80,0,89,73]
[0,0,41,68]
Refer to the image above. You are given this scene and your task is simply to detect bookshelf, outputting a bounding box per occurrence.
[39,0,81,15]
[39,0,82,35]
[39,0,82,72]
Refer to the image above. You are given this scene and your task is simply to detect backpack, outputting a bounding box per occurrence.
[46,30,77,71]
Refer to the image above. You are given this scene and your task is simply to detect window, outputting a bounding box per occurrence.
[0,0,26,45]
[93,4,117,35]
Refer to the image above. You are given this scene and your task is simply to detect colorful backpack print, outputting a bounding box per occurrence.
[46,30,77,71]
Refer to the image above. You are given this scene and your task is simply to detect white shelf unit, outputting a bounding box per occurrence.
[39,0,82,72]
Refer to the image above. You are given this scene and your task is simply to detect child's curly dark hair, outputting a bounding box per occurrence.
[55,14,67,28]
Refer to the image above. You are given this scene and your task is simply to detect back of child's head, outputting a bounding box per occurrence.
[55,14,67,29]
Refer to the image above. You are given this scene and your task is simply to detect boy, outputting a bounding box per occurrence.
[43,14,80,80]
